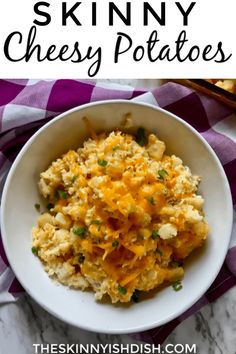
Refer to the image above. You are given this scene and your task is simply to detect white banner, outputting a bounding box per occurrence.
[0,0,235,78]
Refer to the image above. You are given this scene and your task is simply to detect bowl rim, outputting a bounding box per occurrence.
[0,99,233,334]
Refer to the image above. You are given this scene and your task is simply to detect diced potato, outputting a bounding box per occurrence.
[147,134,166,161]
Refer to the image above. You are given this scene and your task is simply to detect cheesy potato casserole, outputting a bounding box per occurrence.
[206,79,236,94]
[32,129,209,303]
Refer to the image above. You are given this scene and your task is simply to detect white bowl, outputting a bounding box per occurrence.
[1,100,233,334]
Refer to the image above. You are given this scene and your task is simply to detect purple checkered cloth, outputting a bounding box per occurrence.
[0,80,236,344]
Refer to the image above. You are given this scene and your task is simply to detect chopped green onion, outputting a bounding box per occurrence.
[57,189,68,199]
[34,203,40,211]
[151,230,159,240]
[158,169,168,180]
[172,280,183,292]
[113,145,120,151]
[71,175,78,183]
[91,219,101,231]
[31,247,39,255]
[78,253,85,264]
[118,285,127,295]
[131,289,141,303]
[135,127,147,146]
[170,261,182,268]
[67,175,78,187]
[112,240,119,248]
[156,248,163,256]
[73,227,87,238]
[147,196,155,205]
[98,159,108,167]
[137,234,144,241]
[91,220,101,226]
[47,203,54,210]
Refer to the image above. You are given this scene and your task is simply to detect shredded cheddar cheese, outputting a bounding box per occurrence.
[32,129,209,303]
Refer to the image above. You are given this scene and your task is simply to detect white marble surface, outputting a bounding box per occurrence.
[1,287,236,354]
[1,79,236,354]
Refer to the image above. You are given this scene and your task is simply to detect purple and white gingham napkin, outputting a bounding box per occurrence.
[0,79,236,344]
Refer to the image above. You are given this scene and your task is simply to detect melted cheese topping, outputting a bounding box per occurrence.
[32,130,209,303]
